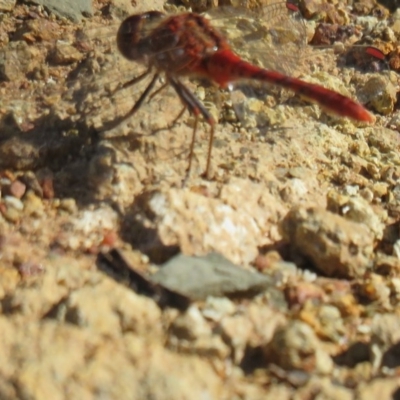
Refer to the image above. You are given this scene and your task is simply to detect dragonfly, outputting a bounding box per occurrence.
[0,2,375,179]
[112,4,375,179]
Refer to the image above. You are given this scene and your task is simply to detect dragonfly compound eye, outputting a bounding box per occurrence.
[117,12,166,62]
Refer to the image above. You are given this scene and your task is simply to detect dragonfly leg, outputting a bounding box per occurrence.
[170,106,187,127]
[168,77,215,179]
[119,68,152,91]
[186,115,198,182]
[100,72,160,131]
[123,72,160,121]
[148,81,169,102]
[204,123,215,179]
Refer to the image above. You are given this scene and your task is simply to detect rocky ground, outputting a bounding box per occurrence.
[1,0,400,398]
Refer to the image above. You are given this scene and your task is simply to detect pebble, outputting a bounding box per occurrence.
[1,206,21,223]
[23,191,44,217]
[58,198,78,214]
[358,75,397,115]
[3,196,24,211]
[0,0,15,11]
[201,297,236,321]
[152,253,275,300]
[315,305,345,341]
[265,320,333,374]
[374,254,400,275]
[365,162,381,180]
[280,206,374,278]
[3,180,26,199]
[170,305,212,340]
[40,176,54,200]
[168,306,230,359]
[20,171,43,198]
[218,314,253,364]
[371,183,388,198]
[29,0,93,21]
[0,136,40,170]
[359,187,374,202]
[340,197,384,240]
[49,43,83,64]
[284,281,324,308]
[370,314,400,371]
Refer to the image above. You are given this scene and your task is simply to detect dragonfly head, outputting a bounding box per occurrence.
[117,11,166,62]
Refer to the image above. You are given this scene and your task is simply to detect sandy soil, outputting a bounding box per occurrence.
[0,0,400,398]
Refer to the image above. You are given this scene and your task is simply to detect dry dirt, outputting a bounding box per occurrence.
[1,0,400,399]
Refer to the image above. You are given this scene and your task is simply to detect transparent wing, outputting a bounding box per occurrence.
[206,1,307,76]
[203,2,308,127]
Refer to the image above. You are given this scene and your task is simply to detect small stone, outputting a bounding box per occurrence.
[23,191,44,217]
[152,253,275,300]
[358,75,397,115]
[8,180,26,199]
[0,136,40,170]
[365,162,381,180]
[254,251,284,273]
[280,178,308,203]
[1,206,21,223]
[27,0,93,22]
[370,313,400,372]
[49,43,83,65]
[381,166,397,184]
[0,178,26,199]
[284,281,324,308]
[265,320,333,374]
[201,297,236,321]
[374,254,400,275]
[20,172,43,198]
[58,198,77,214]
[168,307,230,359]
[326,190,350,214]
[3,196,24,211]
[248,303,288,344]
[371,313,400,349]
[280,207,374,278]
[170,305,212,340]
[41,177,54,200]
[315,305,345,341]
[371,182,388,198]
[341,197,384,240]
[0,0,16,11]
[359,187,374,202]
[343,185,359,196]
[360,271,391,302]
[219,314,253,364]
[182,335,231,359]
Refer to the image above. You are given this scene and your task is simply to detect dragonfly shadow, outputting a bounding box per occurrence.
[0,88,199,210]
[0,106,155,204]
[0,111,98,172]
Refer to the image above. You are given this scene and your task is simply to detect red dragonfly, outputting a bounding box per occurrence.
[114,6,375,179]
